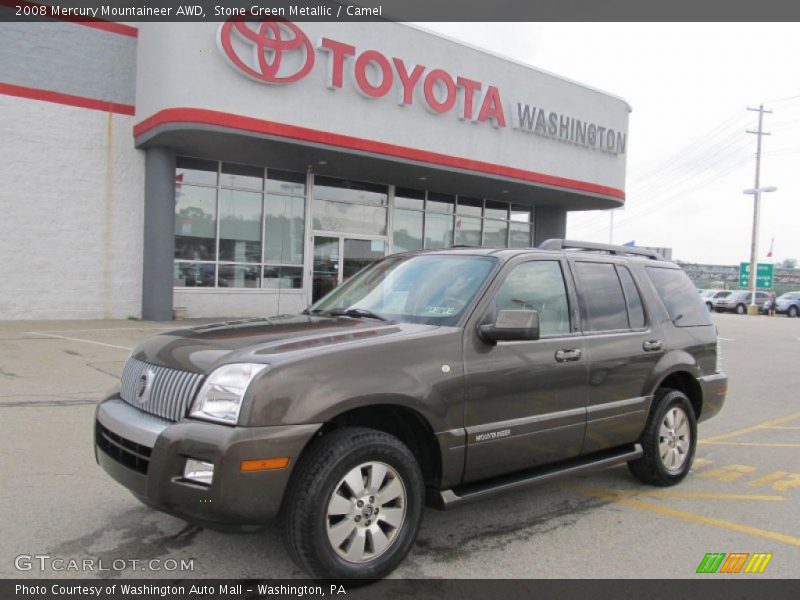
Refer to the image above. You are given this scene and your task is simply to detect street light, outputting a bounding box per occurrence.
[742,186,777,314]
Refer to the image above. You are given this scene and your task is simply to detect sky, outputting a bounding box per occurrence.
[420,23,800,265]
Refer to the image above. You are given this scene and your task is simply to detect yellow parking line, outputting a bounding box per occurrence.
[759,425,800,430]
[569,485,800,548]
[641,491,785,502]
[700,411,800,443]
[700,441,800,448]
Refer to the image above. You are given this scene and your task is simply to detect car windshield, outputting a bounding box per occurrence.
[307,254,497,325]
[714,291,732,298]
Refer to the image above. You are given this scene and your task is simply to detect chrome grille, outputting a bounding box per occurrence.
[120,357,204,422]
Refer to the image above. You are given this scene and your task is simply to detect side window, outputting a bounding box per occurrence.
[574,262,629,331]
[646,267,713,327]
[492,261,570,336]
[617,265,646,329]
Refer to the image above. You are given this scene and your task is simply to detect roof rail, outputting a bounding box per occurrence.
[538,239,664,260]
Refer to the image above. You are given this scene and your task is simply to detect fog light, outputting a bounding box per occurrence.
[183,458,214,486]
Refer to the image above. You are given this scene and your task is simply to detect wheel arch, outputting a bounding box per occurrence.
[652,370,703,420]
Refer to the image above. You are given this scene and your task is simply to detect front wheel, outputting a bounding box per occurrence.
[735,303,747,315]
[789,305,799,318]
[281,427,424,579]
[628,389,697,486]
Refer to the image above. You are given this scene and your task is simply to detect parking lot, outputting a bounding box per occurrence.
[1,313,798,579]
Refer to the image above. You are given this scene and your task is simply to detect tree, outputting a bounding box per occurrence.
[781,258,797,269]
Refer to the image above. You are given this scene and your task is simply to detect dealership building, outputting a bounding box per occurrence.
[0,18,630,320]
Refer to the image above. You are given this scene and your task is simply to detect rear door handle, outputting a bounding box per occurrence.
[643,340,663,352]
[555,348,582,362]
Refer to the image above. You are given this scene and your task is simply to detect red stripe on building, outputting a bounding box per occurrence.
[0,82,136,115]
[1,1,138,37]
[134,108,626,201]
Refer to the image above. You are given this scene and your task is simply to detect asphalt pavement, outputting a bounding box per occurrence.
[1,313,798,579]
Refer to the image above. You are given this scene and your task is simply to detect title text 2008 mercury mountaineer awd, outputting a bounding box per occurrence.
[95,240,727,579]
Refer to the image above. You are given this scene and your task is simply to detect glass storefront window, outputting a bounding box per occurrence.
[263,266,304,289]
[426,192,455,213]
[218,189,262,263]
[174,262,215,287]
[220,163,263,191]
[314,176,388,205]
[312,199,387,236]
[266,169,306,196]
[485,200,509,220]
[176,157,217,186]
[483,219,509,247]
[175,185,217,261]
[511,206,532,223]
[510,221,532,248]
[395,187,425,210]
[265,195,305,264]
[174,158,307,290]
[218,264,261,288]
[392,209,424,252]
[456,196,483,217]
[425,212,454,248]
[455,215,482,246]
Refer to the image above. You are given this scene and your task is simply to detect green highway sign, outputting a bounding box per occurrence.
[739,262,774,289]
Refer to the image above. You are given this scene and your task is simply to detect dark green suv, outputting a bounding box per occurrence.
[95,240,726,579]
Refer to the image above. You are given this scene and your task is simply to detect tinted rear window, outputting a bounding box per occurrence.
[574,262,629,331]
[646,267,713,327]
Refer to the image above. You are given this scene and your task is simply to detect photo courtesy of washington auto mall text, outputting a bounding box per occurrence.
[0,0,798,599]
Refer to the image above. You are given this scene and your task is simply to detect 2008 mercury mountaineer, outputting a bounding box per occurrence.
[95,240,727,579]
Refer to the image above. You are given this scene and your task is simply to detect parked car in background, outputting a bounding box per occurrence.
[710,291,733,312]
[775,291,800,317]
[699,289,726,311]
[714,290,769,314]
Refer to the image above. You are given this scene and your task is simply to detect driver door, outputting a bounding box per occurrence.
[462,257,588,483]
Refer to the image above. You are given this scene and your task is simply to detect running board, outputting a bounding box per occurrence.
[433,444,643,510]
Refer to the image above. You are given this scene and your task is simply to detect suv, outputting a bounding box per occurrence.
[95,240,727,579]
[714,290,768,314]
[775,291,800,317]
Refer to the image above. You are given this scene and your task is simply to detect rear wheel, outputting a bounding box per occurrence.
[282,427,424,579]
[735,303,746,315]
[628,389,697,486]
[789,305,798,318]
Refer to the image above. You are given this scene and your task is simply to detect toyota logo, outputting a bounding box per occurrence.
[136,369,154,403]
[217,19,315,84]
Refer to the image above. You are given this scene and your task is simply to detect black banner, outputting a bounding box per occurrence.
[4,0,800,22]
[2,579,798,600]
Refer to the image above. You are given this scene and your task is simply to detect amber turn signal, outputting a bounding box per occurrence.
[240,457,290,472]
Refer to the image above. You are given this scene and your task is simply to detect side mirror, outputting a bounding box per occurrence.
[479,310,540,344]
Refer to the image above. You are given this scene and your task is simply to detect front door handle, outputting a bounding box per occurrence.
[555,348,582,362]
[643,340,663,352]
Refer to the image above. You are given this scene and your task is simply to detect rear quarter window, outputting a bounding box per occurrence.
[646,267,713,327]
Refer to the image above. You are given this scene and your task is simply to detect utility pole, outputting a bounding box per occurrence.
[745,104,772,314]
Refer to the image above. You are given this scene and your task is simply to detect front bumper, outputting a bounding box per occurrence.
[697,372,727,423]
[95,395,321,530]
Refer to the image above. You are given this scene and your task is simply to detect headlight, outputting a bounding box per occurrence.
[189,363,268,425]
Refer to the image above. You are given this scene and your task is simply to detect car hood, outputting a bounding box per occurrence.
[131,315,438,373]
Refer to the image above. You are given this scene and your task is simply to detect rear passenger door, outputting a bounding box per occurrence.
[569,259,662,453]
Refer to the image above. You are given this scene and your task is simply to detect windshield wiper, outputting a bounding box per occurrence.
[328,308,387,321]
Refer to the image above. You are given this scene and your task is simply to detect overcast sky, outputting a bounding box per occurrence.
[421,23,800,265]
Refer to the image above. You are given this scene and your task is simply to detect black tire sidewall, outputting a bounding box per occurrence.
[790,306,798,318]
[648,391,697,483]
[736,304,746,314]
[287,429,424,579]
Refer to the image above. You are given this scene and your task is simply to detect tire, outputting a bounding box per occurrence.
[628,389,697,486]
[789,305,799,318]
[281,427,425,579]
[735,303,746,315]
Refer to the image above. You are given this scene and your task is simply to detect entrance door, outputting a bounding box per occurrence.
[312,236,386,303]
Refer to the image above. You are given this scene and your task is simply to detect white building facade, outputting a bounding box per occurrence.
[0,19,630,320]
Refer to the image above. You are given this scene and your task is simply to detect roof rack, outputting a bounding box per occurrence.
[538,239,664,260]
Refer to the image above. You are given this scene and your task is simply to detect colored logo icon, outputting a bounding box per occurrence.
[217,19,315,84]
[696,552,772,574]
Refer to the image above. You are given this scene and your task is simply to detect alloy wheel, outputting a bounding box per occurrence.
[658,407,691,473]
